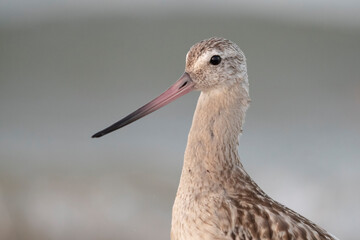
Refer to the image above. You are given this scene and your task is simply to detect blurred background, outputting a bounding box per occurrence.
[0,1,359,239]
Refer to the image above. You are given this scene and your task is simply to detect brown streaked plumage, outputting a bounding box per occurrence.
[92,37,339,240]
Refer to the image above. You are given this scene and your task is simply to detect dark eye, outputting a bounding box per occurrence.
[210,55,221,65]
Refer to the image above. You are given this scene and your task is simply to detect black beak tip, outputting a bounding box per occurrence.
[92,132,103,138]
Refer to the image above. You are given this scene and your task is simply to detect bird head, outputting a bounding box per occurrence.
[185,37,248,93]
[92,37,248,138]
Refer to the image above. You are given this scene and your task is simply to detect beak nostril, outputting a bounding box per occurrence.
[180,81,188,89]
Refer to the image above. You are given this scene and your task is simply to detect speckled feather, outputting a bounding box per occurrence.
[171,38,338,240]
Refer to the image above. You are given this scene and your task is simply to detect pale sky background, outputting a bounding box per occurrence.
[1,0,360,29]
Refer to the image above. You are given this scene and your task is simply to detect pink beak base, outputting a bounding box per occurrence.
[92,72,194,138]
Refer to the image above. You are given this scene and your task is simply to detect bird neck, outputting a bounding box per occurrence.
[183,81,250,175]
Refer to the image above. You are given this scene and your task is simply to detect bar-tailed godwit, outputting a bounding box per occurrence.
[93,37,338,240]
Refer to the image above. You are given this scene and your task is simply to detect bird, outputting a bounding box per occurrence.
[92,37,338,240]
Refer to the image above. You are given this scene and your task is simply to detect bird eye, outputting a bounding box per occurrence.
[210,55,221,65]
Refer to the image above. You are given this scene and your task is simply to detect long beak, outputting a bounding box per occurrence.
[92,72,194,138]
